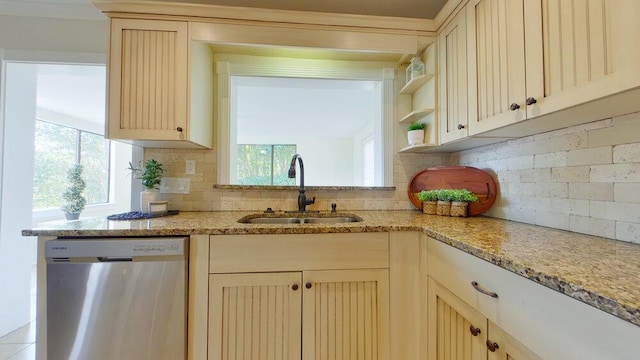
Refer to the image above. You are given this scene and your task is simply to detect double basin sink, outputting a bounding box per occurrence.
[238,213,362,224]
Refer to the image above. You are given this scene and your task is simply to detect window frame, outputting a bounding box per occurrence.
[215,54,396,187]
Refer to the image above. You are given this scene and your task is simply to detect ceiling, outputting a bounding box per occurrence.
[0,0,449,20]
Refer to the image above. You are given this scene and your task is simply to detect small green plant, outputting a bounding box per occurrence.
[407,121,426,131]
[416,190,439,202]
[61,164,86,215]
[128,159,164,190]
[450,189,479,202]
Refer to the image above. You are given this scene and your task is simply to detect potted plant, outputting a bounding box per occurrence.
[61,164,86,220]
[129,159,164,213]
[416,189,439,215]
[407,121,426,146]
[449,189,479,217]
[435,189,454,216]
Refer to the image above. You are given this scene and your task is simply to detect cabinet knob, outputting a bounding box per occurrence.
[526,97,537,105]
[469,325,481,336]
[509,103,520,111]
[305,282,313,289]
[486,340,500,352]
[176,127,183,132]
[457,124,465,130]
[291,284,299,291]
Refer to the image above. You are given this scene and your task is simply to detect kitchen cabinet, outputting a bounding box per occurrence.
[467,0,640,137]
[427,276,541,360]
[437,6,469,144]
[107,18,213,148]
[207,233,390,360]
[398,43,437,153]
[426,236,640,360]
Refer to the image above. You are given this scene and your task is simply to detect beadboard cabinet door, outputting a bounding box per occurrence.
[438,6,469,144]
[107,19,193,143]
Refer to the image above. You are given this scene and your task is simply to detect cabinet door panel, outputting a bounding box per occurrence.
[468,0,527,135]
[487,321,542,360]
[302,269,389,360]
[438,7,469,144]
[209,272,302,360]
[427,277,486,360]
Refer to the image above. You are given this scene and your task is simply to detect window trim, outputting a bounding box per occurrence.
[215,54,396,187]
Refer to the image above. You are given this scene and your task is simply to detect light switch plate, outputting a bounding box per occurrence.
[160,177,190,194]
[185,160,196,175]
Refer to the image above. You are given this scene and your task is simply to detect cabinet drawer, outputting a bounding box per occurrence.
[426,237,640,360]
[210,233,389,273]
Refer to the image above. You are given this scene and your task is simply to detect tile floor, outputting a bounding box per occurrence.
[0,266,36,360]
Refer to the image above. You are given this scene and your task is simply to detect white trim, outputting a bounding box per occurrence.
[0,1,106,21]
[36,108,104,135]
[216,55,395,186]
[1,49,105,64]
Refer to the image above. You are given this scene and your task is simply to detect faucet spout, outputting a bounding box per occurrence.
[288,154,315,212]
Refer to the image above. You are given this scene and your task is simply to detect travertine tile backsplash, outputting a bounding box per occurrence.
[145,110,640,243]
[450,111,640,244]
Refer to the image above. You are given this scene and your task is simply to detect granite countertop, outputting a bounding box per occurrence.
[23,210,640,328]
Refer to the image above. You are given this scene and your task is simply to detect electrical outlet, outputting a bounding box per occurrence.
[185,160,196,175]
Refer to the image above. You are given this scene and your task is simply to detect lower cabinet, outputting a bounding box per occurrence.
[427,277,540,360]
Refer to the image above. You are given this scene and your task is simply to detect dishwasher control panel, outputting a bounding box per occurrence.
[45,237,187,259]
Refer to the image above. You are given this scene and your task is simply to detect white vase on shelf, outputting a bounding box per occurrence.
[140,189,159,213]
[407,129,425,146]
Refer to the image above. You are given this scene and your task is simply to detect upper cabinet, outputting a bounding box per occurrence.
[106,18,214,148]
[438,7,469,144]
[466,0,640,137]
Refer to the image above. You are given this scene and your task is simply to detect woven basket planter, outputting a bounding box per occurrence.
[450,201,469,217]
[422,201,437,214]
[436,201,451,216]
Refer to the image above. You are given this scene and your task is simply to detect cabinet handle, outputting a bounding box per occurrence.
[469,325,481,336]
[457,124,465,130]
[471,281,498,298]
[291,284,299,291]
[176,127,183,132]
[305,282,313,289]
[486,340,500,352]
[509,103,520,111]
[526,97,537,105]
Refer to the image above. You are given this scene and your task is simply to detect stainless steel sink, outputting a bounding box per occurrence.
[238,214,362,224]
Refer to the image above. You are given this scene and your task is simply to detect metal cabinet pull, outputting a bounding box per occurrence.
[291,284,299,291]
[457,124,466,130]
[305,282,313,289]
[509,103,520,110]
[469,325,481,336]
[486,340,499,352]
[471,281,498,298]
[526,97,537,105]
[176,127,183,132]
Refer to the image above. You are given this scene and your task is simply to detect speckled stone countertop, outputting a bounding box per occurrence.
[23,210,640,327]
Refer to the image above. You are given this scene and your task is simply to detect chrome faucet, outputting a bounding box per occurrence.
[288,154,315,212]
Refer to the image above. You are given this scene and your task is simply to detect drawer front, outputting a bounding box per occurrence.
[210,233,389,273]
[426,237,640,360]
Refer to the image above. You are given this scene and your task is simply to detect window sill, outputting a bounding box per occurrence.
[33,203,123,224]
[213,185,396,191]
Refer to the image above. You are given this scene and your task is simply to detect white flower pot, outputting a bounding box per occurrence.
[407,129,425,146]
[140,189,159,213]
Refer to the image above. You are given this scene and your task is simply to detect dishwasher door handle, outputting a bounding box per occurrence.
[97,256,133,262]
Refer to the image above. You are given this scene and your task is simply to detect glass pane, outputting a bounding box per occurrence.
[236,144,296,185]
[32,121,77,210]
[272,145,296,185]
[80,131,110,204]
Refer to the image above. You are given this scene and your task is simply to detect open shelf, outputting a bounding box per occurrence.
[399,108,435,124]
[398,143,438,153]
[399,73,434,95]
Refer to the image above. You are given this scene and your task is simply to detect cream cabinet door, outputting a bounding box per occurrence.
[525,0,640,118]
[438,7,469,144]
[208,272,302,360]
[486,321,542,360]
[427,277,487,360]
[467,0,527,136]
[302,269,390,360]
[107,18,189,141]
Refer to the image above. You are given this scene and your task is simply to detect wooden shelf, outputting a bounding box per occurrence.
[399,108,435,124]
[399,143,438,153]
[399,73,434,95]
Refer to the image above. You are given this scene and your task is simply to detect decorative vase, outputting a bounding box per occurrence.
[436,200,451,216]
[140,189,159,213]
[64,212,80,220]
[450,201,469,217]
[407,129,425,146]
[422,201,437,215]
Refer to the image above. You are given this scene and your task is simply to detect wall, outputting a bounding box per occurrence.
[145,147,448,212]
[450,112,640,244]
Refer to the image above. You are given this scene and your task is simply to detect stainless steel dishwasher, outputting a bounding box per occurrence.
[45,237,188,360]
